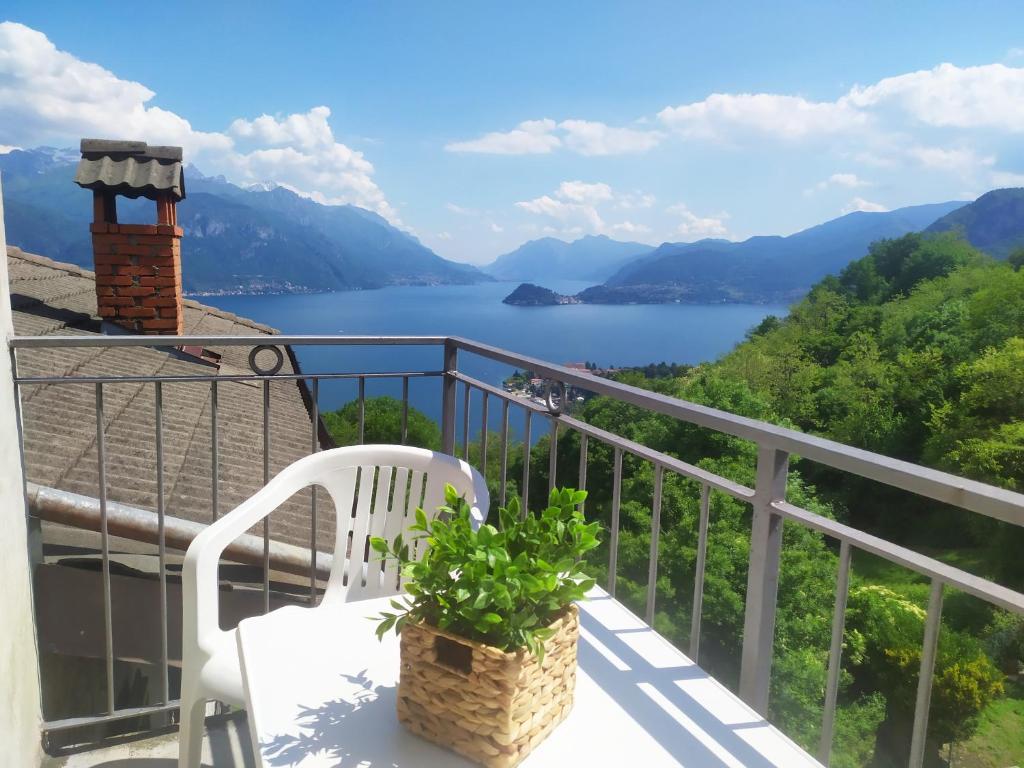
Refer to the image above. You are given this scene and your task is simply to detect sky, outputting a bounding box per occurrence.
[1,1,1024,264]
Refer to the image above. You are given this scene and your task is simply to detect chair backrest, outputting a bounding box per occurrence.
[309,445,489,605]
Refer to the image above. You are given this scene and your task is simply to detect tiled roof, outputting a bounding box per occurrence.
[8,246,334,551]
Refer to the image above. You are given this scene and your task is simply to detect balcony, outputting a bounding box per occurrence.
[11,334,1024,768]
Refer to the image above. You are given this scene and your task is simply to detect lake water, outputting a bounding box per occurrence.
[203,281,788,437]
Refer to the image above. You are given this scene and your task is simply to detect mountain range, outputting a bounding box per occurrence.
[6,147,1022,304]
[484,235,650,282]
[0,147,486,294]
[580,200,967,304]
[502,191,1024,305]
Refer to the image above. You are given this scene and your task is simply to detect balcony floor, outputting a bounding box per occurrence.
[43,713,254,768]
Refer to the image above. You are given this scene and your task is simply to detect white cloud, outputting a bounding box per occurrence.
[666,203,731,239]
[1008,47,1024,61]
[515,194,605,232]
[0,144,20,154]
[446,202,477,216]
[516,181,663,239]
[611,221,651,235]
[617,191,656,209]
[489,222,504,233]
[907,145,995,174]
[805,172,870,195]
[446,118,661,156]
[445,119,561,155]
[558,119,663,155]
[846,63,1024,131]
[229,107,335,150]
[655,62,1024,162]
[0,22,398,221]
[841,197,888,214]
[990,170,1024,187]
[555,180,613,204]
[0,22,230,154]
[436,231,452,240]
[658,93,866,140]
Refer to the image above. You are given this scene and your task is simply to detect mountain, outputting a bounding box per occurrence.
[484,235,652,282]
[579,201,967,304]
[0,148,487,294]
[925,188,1024,259]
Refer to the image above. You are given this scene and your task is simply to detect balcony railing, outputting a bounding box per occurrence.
[11,333,1024,767]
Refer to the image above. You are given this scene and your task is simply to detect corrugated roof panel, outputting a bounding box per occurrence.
[74,155,185,201]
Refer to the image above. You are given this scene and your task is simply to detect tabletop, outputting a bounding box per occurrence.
[237,587,822,768]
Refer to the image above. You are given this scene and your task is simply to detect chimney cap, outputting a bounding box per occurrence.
[75,138,186,201]
[80,139,183,162]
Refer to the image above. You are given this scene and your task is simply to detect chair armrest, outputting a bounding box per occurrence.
[182,463,314,652]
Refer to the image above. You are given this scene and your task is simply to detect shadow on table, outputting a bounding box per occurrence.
[577,595,801,768]
[259,670,475,768]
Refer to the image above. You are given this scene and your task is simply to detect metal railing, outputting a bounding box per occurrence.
[11,333,1024,766]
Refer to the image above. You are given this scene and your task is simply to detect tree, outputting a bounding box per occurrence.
[1008,246,1024,271]
[322,396,441,450]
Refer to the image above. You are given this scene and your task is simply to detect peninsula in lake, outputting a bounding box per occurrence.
[502,283,581,306]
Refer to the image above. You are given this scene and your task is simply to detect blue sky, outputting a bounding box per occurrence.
[2,2,1024,263]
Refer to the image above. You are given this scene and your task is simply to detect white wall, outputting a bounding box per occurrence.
[0,175,42,765]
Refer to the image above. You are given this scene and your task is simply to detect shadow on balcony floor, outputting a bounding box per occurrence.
[43,712,256,768]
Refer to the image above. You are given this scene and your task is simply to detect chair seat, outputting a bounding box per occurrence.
[205,604,345,707]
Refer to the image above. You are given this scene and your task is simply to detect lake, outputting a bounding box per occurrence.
[203,281,788,439]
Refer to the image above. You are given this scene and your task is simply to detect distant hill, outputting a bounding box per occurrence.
[580,201,967,304]
[0,147,487,294]
[925,188,1024,259]
[484,235,652,282]
[502,283,581,306]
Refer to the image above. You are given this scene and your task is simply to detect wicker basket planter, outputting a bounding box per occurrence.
[397,604,580,768]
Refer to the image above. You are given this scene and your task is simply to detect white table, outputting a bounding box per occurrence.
[237,587,822,767]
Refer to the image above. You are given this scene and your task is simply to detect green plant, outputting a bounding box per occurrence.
[370,485,600,659]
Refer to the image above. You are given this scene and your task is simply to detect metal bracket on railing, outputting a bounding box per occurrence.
[545,380,565,415]
[248,344,284,376]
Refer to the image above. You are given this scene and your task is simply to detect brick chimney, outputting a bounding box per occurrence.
[74,139,186,335]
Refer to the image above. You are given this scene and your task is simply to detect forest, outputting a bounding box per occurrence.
[324,233,1024,767]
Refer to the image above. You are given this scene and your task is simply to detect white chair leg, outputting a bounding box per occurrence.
[178,681,206,768]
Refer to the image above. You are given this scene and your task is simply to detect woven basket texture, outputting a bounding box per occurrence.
[397,604,579,767]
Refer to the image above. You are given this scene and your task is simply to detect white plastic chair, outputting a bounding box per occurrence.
[177,445,489,768]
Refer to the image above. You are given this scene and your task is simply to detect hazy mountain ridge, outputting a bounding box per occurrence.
[499,198,1024,307]
[0,148,487,294]
[925,188,1024,259]
[594,201,968,303]
[484,234,652,282]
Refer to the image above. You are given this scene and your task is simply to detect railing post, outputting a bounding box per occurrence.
[440,339,458,454]
[739,445,789,715]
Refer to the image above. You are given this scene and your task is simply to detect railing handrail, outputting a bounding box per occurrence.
[8,334,447,348]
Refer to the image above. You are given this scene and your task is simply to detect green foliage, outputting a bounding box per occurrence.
[983,610,1024,675]
[838,232,979,304]
[323,395,441,450]
[371,486,600,659]
[840,585,1004,754]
